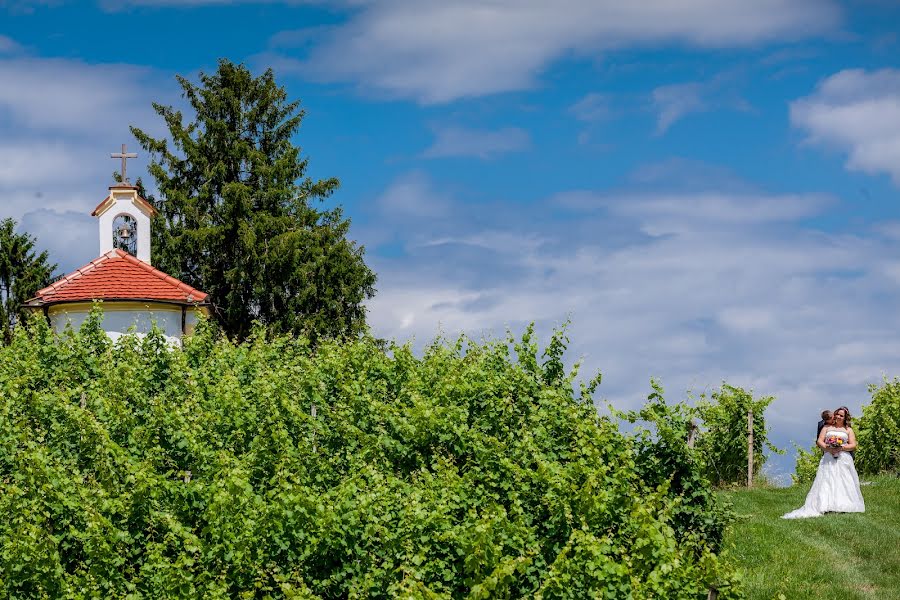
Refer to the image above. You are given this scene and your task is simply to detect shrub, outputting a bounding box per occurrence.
[0,312,739,598]
[693,385,782,487]
[856,379,900,475]
[790,444,820,485]
[617,381,735,553]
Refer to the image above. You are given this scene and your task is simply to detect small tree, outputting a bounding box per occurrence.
[694,384,781,486]
[790,443,820,485]
[0,218,56,343]
[856,379,900,475]
[132,59,376,342]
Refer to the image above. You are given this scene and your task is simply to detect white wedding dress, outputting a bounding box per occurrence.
[782,429,865,519]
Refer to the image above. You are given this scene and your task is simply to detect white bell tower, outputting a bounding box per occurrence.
[90,145,157,264]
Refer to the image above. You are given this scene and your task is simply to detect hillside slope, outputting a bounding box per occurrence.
[722,475,900,600]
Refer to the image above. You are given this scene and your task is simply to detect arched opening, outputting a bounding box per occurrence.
[112,213,137,256]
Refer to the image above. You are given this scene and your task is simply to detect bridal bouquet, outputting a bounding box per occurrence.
[824,434,844,459]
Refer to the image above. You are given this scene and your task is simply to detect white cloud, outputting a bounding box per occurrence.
[98,0,363,9]
[873,220,900,240]
[109,0,238,4]
[289,0,840,103]
[652,82,707,133]
[0,1,65,15]
[99,0,295,7]
[7,0,323,7]
[556,190,829,229]
[627,157,754,192]
[717,306,775,333]
[423,125,531,159]
[374,171,452,219]
[569,93,610,123]
[0,58,160,134]
[651,73,751,134]
[612,192,828,228]
[0,140,102,187]
[0,35,22,54]
[791,68,900,185]
[361,169,900,480]
[423,231,546,257]
[19,208,96,272]
[569,93,613,146]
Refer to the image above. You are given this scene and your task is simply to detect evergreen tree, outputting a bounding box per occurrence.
[132,59,376,341]
[0,218,56,343]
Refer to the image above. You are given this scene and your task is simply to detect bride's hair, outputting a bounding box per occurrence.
[833,406,852,427]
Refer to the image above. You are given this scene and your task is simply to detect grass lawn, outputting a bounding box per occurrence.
[721,475,900,600]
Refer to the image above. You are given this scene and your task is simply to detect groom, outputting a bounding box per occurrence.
[816,410,832,440]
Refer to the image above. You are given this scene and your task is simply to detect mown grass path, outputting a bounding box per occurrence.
[722,476,900,600]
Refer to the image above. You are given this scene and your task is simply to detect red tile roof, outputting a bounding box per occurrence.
[27,249,208,306]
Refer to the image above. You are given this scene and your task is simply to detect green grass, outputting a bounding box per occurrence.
[721,475,900,600]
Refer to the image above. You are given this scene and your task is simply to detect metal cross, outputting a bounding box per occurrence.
[110,143,138,183]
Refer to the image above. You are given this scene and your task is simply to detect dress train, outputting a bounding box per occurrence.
[782,452,865,519]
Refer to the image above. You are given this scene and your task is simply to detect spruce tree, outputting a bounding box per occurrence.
[0,218,56,343]
[132,59,376,341]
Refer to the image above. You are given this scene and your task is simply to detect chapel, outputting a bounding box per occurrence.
[24,147,210,345]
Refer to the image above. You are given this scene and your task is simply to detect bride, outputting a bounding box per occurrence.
[783,406,865,519]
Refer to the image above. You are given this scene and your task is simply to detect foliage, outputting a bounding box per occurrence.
[0,314,740,598]
[616,381,736,556]
[693,385,782,488]
[789,443,820,485]
[855,379,900,475]
[0,218,56,344]
[131,59,376,342]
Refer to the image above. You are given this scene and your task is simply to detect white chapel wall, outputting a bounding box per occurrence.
[48,303,184,346]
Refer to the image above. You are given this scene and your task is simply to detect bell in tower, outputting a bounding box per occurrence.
[113,214,138,256]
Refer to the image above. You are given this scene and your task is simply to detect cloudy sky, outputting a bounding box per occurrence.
[3,0,900,479]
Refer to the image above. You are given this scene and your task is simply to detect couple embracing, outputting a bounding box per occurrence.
[782,406,865,519]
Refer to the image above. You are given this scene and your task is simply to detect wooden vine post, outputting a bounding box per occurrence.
[311,403,318,454]
[687,419,698,448]
[747,408,754,488]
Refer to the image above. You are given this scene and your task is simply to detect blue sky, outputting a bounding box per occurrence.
[2,0,900,479]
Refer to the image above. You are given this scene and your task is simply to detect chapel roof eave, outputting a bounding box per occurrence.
[91,185,159,218]
[23,296,211,309]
